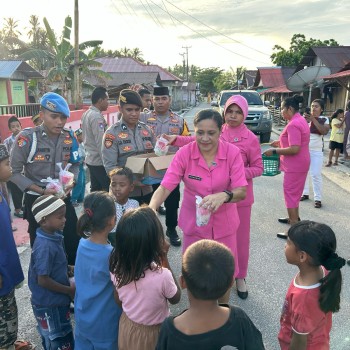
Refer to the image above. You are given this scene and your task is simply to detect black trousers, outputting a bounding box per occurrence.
[23,193,80,265]
[7,181,23,210]
[86,164,110,192]
[153,184,180,229]
[130,191,153,206]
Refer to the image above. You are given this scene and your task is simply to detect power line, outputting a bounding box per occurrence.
[163,0,270,57]
[139,0,161,28]
[147,0,271,65]
[145,0,163,27]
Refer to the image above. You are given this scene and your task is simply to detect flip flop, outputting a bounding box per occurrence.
[14,340,36,349]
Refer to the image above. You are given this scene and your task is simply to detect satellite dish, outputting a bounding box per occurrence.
[287,66,331,105]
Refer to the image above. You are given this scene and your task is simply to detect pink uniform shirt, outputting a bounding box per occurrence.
[173,124,262,207]
[161,139,247,241]
[221,124,263,206]
[279,113,310,173]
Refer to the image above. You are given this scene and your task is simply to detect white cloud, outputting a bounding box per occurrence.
[1,0,349,70]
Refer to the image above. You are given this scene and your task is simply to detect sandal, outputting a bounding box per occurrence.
[14,340,36,349]
[334,161,338,166]
[314,201,322,209]
[325,162,332,167]
[300,195,309,201]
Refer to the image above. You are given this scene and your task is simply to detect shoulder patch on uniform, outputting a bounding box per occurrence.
[141,130,149,136]
[104,133,115,149]
[17,135,29,148]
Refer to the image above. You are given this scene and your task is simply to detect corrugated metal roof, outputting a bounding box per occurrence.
[297,46,350,74]
[95,57,181,82]
[322,70,350,79]
[255,67,285,88]
[86,71,161,87]
[0,60,43,79]
[0,60,21,78]
[260,84,292,94]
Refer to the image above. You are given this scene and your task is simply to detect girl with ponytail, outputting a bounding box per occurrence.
[278,220,346,349]
[74,191,122,349]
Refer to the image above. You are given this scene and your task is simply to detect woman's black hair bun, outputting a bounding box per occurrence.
[293,95,304,104]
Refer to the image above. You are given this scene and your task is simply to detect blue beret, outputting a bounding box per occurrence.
[40,92,70,118]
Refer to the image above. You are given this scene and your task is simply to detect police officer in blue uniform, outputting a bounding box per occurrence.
[10,92,80,264]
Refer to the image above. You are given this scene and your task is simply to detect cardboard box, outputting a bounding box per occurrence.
[125,152,175,185]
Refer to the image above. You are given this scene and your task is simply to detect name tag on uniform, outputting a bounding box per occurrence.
[188,175,202,181]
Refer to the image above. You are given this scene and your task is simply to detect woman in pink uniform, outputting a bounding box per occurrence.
[150,109,247,303]
[221,95,263,299]
[264,95,310,239]
[163,96,262,299]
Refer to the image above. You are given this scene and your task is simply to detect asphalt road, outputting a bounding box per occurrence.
[16,102,350,349]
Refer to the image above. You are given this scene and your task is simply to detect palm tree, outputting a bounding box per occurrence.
[19,16,106,101]
[130,47,144,62]
[2,17,21,38]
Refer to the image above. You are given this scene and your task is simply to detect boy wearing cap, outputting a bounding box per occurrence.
[0,144,28,350]
[10,92,81,265]
[102,89,156,204]
[29,194,75,350]
[71,128,86,206]
[81,86,110,192]
[141,86,190,246]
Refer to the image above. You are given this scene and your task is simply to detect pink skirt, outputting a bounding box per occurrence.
[183,233,239,278]
[283,171,308,208]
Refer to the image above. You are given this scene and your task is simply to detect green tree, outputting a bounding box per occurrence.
[2,17,21,38]
[271,34,339,66]
[0,17,26,58]
[19,16,107,101]
[196,67,223,95]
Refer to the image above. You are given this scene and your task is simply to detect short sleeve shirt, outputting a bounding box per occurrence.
[278,270,332,350]
[117,265,177,325]
[28,228,70,306]
[156,304,265,350]
[279,113,310,173]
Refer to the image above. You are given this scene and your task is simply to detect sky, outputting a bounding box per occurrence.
[1,0,350,71]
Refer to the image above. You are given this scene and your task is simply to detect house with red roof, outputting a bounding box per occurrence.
[84,57,194,110]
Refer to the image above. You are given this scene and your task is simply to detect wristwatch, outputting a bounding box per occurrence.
[223,190,233,203]
[272,149,277,155]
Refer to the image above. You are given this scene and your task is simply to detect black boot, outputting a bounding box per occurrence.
[166,227,181,246]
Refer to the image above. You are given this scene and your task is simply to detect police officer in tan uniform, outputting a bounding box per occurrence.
[102,89,156,204]
[82,86,110,192]
[10,92,80,264]
[141,86,190,246]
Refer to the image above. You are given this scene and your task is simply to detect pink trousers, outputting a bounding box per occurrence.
[235,205,252,279]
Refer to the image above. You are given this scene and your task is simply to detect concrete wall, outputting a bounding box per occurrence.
[0,105,119,142]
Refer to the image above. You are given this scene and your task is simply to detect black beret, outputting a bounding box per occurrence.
[153,86,169,96]
[119,89,143,108]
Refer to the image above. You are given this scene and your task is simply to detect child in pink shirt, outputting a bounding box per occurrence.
[110,207,181,350]
[279,221,346,350]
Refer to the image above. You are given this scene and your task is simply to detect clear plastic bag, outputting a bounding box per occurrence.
[154,136,169,156]
[41,177,65,198]
[195,195,211,226]
[57,162,74,188]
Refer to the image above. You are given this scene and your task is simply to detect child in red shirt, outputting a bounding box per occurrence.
[279,221,346,350]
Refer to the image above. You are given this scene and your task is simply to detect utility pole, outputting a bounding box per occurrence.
[74,0,80,108]
[182,46,191,105]
[179,52,186,80]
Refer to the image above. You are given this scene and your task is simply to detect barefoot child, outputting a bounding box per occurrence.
[279,221,346,349]
[29,194,75,350]
[74,192,122,349]
[110,207,181,350]
[108,167,139,247]
[156,239,264,350]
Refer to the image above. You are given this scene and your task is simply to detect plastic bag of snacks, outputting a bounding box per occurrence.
[57,162,74,189]
[154,136,169,156]
[41,177,65,198]
[195,195,211,226]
